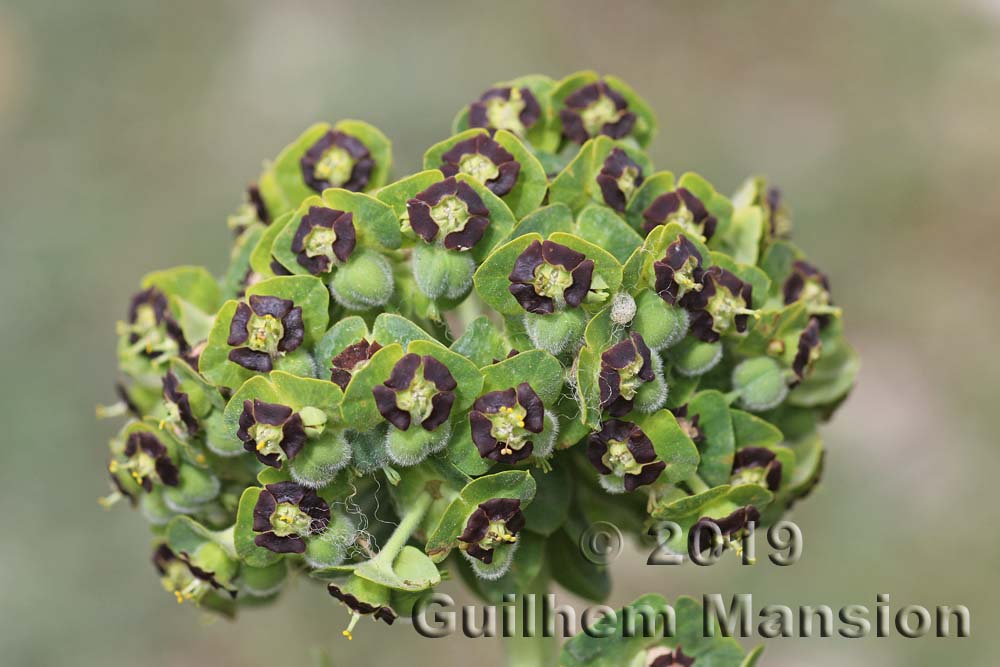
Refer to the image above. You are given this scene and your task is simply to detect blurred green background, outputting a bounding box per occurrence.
[1,0,997,665]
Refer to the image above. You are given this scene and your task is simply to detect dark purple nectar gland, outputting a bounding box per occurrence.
[764,186,790,237]
[597,148,644,213]
[330,338,383,390]
[372,354,457,432]
[587,419,666,492]
[439,134,520,197]
[670,404,705,445]
[161,371,199,438]
[507,240,596,314]
[291,206,356,274]
[237,399,307,468]
[457,498,526,564]
[252,481,330,554]
[113,431,179,493]
[121,287,189,362]
[468,86,542,138]
[731,447,782,492]
[642,188,718,241]
[783,260,839,323]
[683,266,756,343]
[300,130,374,193]
[559,81,636,144]
[689,505,760,558]
[469,383,545,464]
[327,581,398,640]
[791,317,823,384]
[407,177,491,252]
[227,295,304,372]
[653,235,705,306]
[599,333,655,416]
[648,646,695,667]
[227,184,271,234]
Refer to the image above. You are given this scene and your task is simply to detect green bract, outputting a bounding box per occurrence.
[100,72,857,666]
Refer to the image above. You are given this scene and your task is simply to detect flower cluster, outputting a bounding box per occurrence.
[100,72,856,665]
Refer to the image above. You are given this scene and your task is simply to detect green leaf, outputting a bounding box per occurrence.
[560,593,669,667]
[340,343,404,430]
[549,522,610,603]
[480,349,564,405]
[354,545,441,592]
[504,203,575,242]
[450,315,511,368]
[576,204,644,264]
[374,169,443,221]
[322,188,401,250]
[371,312,435,349]
[446,417,495,477]
[269,370,343,411]
[688,390,736,487]
[522,464,572,536]
[234,487,281,568]
[730,409,784,448]
[721,205,764,265]
[636,409,700,484]
[651,485,731,521]
[249,211,294,276]
[142,266,221,316]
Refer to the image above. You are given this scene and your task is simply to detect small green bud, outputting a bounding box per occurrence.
[732,356,790,411]
[524,309,586,355]
[412,244,475,300]
[667,337,723,377]
[330,250,394,310]
[304,511,357,568]
[289,431,351,488]
[632,290,689,351]
[239,560,288,598]
[386,421,452,467]
[162,465,221,514]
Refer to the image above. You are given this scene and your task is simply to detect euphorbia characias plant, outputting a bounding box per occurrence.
[99,71,857,667]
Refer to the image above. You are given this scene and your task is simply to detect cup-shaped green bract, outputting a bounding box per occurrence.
[100,73,856,663]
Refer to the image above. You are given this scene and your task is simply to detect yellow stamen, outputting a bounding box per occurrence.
[174,591,184,604]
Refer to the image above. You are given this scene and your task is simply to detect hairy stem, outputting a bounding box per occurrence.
[371,491,433,564]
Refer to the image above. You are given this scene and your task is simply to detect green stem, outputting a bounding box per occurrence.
[370,492,433,565]
[685,473,711,495]
[502,568,558,667]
